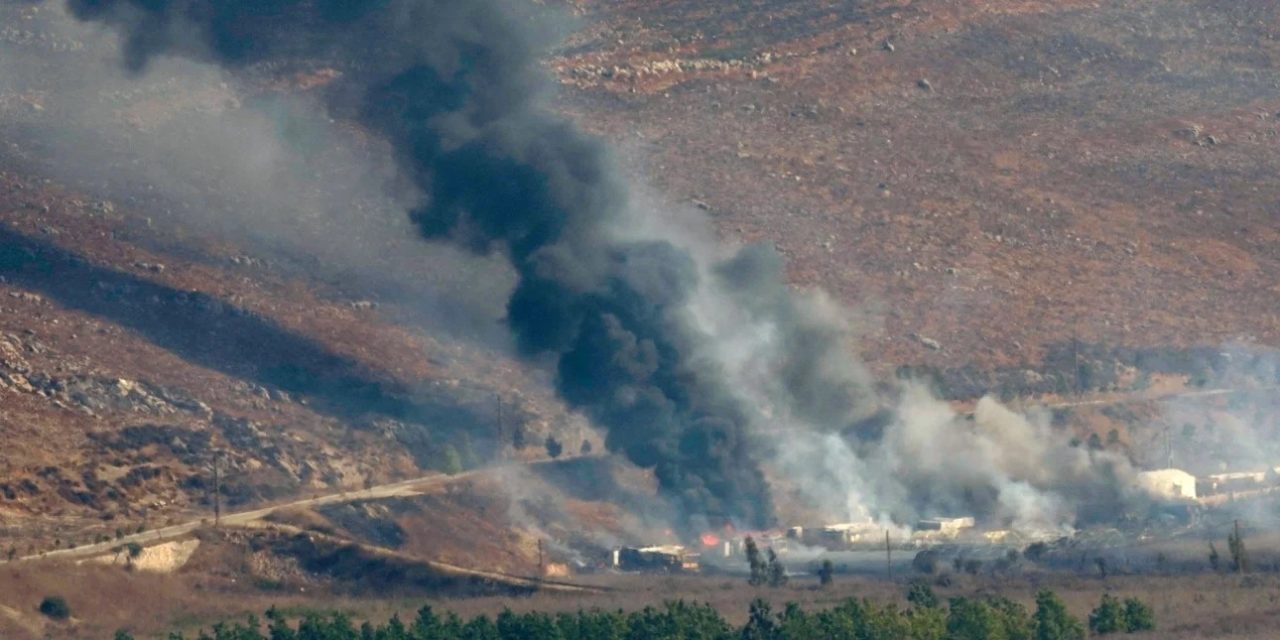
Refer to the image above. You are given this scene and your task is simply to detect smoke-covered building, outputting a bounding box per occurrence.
[612,545,698,573]
[916,517,976,535]
[1136,468,1197,502]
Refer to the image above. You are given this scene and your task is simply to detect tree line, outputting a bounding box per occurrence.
[108,587,1152,640]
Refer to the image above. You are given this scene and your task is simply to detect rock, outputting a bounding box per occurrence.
[920,336,942,351]
[133,261,166,274]
[917,78,933,91]
[349,300,379,311]
[883,40,896,52]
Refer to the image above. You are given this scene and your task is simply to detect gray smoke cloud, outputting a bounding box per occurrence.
[58,0,1158,535]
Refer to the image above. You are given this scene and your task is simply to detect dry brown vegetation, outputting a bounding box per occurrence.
[8,556,1280,639]
[1,0,1279,636]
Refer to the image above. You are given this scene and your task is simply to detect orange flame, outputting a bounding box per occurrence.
[700,532,721,547]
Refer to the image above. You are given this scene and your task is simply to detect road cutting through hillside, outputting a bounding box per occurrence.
[14,456,588,564]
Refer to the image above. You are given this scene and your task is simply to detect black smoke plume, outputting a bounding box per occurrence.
[68,0,775,529]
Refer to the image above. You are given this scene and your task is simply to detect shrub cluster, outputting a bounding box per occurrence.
[111,589,1148,640]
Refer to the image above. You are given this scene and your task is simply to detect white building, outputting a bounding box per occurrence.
[916,516,976,534]
[1136,468,1197,501]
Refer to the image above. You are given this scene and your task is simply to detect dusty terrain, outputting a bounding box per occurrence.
[0,0,1279,636]
[556,0,1280,374]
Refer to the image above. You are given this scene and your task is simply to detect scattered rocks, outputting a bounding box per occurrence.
[133,261,166,274]
[349,300,380,311]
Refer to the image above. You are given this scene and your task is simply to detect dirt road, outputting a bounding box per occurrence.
[15,458,571,563]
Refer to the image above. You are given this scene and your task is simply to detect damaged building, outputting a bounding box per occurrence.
[612,545,699,573]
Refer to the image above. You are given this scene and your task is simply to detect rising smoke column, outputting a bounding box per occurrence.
[67,0,776,529]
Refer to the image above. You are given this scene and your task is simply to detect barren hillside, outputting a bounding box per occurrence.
[556,0,1280,373]
[1,0,1278,554]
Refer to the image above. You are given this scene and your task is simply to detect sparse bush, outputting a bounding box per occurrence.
[913,549,939,574]
[818,559,834,587]
[38,596,70,620]
[1209,542,1222,571]
[580,439,593,455]
[113,630,135,640]
[544,436,563,459]
[126,541,143,558]
[1025,542,1048,563]
[963,559,983,575]
[907,581,938,609]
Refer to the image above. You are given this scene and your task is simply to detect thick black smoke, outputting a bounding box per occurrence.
[68,0,772,529]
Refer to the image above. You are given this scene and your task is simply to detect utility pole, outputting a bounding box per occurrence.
[885,530,892,579]
[1165,425,1173,469]
[1072,334,1082,398]
[212,449,222,528]
[537,538,544,576]
[495,393,504,457]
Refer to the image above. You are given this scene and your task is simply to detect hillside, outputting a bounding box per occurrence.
[0,0,1278,567]
[556,0,1280,373]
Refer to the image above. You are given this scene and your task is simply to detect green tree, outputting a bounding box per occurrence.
[579,440,593,455]
[436,445,463,475]
[545,436,563,459]
[766,548,788,587]
[744,537,767,586]
[1088,594,1126,635]
[1228,523,1249,573]
[114,630,136,640]
[38,595,70,621]
[818,559,834,587]
[1086,433,1103,451]
[1033,590,1083,640]
[945,598,1005,640]
[1122,598,1155,632]
[740,599,777,640]
[907,582,938,609]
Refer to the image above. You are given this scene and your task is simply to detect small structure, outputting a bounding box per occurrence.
[916,517,976,535]
[1198,470,1269,497]
[812,522,882,549]
[613,545,698,573]
[1136,468,1197,501]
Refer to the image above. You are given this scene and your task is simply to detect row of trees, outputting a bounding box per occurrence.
[110,590,1152,640]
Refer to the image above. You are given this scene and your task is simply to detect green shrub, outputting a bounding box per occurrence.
[1122,598,1155,632]
[38,596,70,620]
[1088,594,1126,635]
[1034,589,1084,640]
